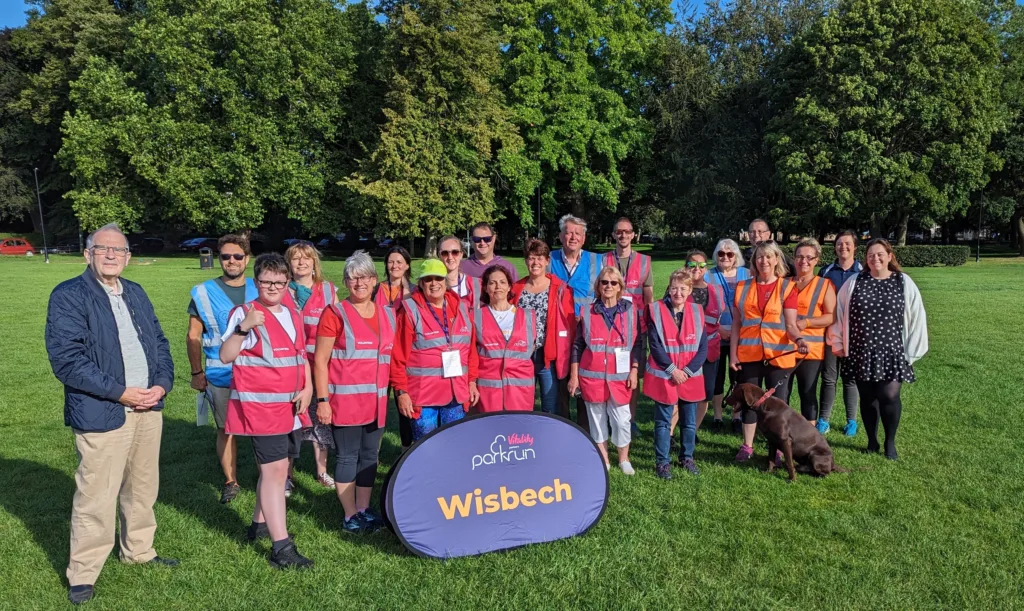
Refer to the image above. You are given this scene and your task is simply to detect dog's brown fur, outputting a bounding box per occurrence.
[725,383,847,481]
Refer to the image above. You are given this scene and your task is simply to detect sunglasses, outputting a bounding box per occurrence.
[220,253,245,261]
[257,280,288,289]
[599,279,621,287]
[422,276,445,283]
[686,261,707,269]
[717,251,735,259]
[439,249,461,257]
[471,236,493,244]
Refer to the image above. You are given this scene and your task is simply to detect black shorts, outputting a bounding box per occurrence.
[250,430,301,465]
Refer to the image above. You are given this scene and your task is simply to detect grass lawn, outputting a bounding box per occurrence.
[1,253,1022,609]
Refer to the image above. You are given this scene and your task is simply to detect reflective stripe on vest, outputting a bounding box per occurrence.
[578,303,636,405]
[604,252,650,300]
[191,278,257,387]
[735,279,796,367]
[473,307,537,412]
[796,277,828,358]
[403,297,472,407]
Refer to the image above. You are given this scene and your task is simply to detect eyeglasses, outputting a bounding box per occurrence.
[471,235,493,244]
[668,287,691,294]
[221,253,245,261]
[257,280,288,289]
[90,245,129,256]
[717,251,735,259]
[686,261,707,269]
[599,279,620,287]
[439,249,461,257]
[347,276,374,284]
[613,230,634,237]
[794,255,819,262]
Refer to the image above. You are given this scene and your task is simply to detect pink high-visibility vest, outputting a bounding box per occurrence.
[473,306,536,412]
[603,251,651,304]
[578,302,637,405]
[402,296,472,407]
[325,300,396,427]
[225,301,309,435]
[282,281,337,355]
[643,300,705,404]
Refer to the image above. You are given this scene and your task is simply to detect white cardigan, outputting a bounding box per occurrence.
[828,272,929,365]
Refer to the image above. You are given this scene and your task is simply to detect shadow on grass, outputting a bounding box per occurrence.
[0,456,75,577]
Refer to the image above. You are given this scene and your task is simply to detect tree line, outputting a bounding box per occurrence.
[2,0,1023,252]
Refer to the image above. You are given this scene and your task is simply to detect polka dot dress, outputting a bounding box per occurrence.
[848,271,915,383]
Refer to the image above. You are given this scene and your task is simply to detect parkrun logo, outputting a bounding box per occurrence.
[437,479,573,520]
[471,434,536,470]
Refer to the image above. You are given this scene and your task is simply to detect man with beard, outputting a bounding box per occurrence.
[186,234,257,503]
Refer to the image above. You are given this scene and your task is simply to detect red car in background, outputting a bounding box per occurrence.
[0,237,36,255]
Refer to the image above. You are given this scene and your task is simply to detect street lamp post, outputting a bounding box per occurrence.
[33,167,49,264]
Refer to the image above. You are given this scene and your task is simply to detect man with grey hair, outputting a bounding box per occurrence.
[745,218,795,276]
[45,223,176,605]
[549,214,601,429]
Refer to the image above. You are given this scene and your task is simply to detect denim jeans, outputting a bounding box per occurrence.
[654,400,697,465]
[533,353,559,414]
[411,400,464,441]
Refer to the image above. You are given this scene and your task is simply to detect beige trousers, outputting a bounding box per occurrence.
[67,410,163,586]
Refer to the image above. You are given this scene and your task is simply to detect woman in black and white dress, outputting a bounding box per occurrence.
[829,239,928,460]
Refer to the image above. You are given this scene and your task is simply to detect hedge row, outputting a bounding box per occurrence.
[656,241,970,267]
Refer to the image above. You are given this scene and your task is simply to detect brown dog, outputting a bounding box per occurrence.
[725,383,846,481]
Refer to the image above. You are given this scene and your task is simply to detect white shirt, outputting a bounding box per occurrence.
[449,274,471,298]
[222,305,297,350]
[489,306,516,340]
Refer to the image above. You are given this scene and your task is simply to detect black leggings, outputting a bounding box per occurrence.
[714,343,738,395]
[787,359,823,421]
[331,423,384,486]
[856,380,902,458]
[395,387,413,447]
[735,362,791,424]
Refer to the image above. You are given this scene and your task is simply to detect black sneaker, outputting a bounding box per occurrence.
[731,419,742,434]
[144,556,179,568]
[68,585,94,605]
[341,514,367,534]
[709,419,724,433]
[246,523,294,542]
[268,541,314,570]
[681,458,700,476]
[358,509,384,532]
[220,481,240,504]
[655,464,672,480]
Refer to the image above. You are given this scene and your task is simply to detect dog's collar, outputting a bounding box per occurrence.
[752,387,776,408]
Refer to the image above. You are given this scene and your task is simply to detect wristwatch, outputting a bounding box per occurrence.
[234,323,247,336]
[395,389,407,397]
[317,397,329,403]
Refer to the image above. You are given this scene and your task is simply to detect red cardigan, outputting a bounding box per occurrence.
[511,274,575,377]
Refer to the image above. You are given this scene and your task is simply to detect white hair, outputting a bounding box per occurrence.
[559,214,587,234]
[344,250,378,281]
[85,223,129,250]
[712,238,745,269]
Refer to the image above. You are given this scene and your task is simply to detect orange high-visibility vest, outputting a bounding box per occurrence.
[225,302,308,435]
[473,306,537,412]
[325,301,396,428]
[735,278,797,369]
[795,276,831,361]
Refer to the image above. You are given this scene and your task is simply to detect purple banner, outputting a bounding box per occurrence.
[383,412,609,558]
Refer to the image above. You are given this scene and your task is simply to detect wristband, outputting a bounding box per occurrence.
[316,397,329,404]
[191,370,202,376]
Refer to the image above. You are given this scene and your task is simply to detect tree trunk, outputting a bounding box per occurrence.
[1016,210,1024,257]
[871,212,884,241]
[406,236,415,259]
[570,192,585,219]
[424,235,438,258]
[896,213,909,246]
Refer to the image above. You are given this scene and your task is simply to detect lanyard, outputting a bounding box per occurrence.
[427,300,451,345]
[715,268,735,307]
[385,280,404,306]
[606,306,627,344]
[562,251,582,282]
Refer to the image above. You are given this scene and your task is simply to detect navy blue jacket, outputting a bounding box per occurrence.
[819,259,864,292]
[46,270,175,432]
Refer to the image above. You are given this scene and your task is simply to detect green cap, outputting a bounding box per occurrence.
[417,258,448,281]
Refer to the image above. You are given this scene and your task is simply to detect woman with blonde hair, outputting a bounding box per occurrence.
[729,241,808,462]
[706,238,751,432]
[786,238,836,424]
[567,266,642,474]
[283,242,338,491]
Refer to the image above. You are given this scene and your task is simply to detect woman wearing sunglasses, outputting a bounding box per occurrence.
[706,238,751,432]
[679,251,723,440]
[390,259,479,441]
[437,235,482,309]
[786,238,836,426]
[282,242,338,491]
[729,241,808,462]
[567,267,642,474]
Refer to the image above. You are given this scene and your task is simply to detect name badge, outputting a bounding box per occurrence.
[442,350,464,378]
[558,330,568,338]
[622,295,633,303]
[615,348,630,374]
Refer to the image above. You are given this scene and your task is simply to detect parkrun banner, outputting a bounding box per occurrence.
[382,412,609,558]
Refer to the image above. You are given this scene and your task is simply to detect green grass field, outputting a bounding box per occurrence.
[1,253,1022,609]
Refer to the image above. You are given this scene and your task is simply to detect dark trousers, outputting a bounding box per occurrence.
[787,358,823,421]
[820,344,859,423]
[735,362,791,424]
[558,376,589,431]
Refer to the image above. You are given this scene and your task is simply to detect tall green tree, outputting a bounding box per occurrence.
[498,0,671,225]
[769,0,1003,245]
[58,0,354,232]
[0,29,35,223]
[342,0,526,239]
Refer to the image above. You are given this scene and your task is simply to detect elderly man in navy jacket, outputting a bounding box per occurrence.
[45,223,176,606]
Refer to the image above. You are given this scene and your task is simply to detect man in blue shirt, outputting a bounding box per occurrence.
[549,214,601,428]
[817,229,863,436]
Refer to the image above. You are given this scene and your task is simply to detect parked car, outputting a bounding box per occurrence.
[179,237,218,253]
[0,237,36,256]
[44,243,79,254]
[130,237,165,254]
[377,237,396,250]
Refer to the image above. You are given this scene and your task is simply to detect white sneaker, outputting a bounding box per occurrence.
[605,463,611,472]
[619,461,635,476]
[284,477,294,498]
